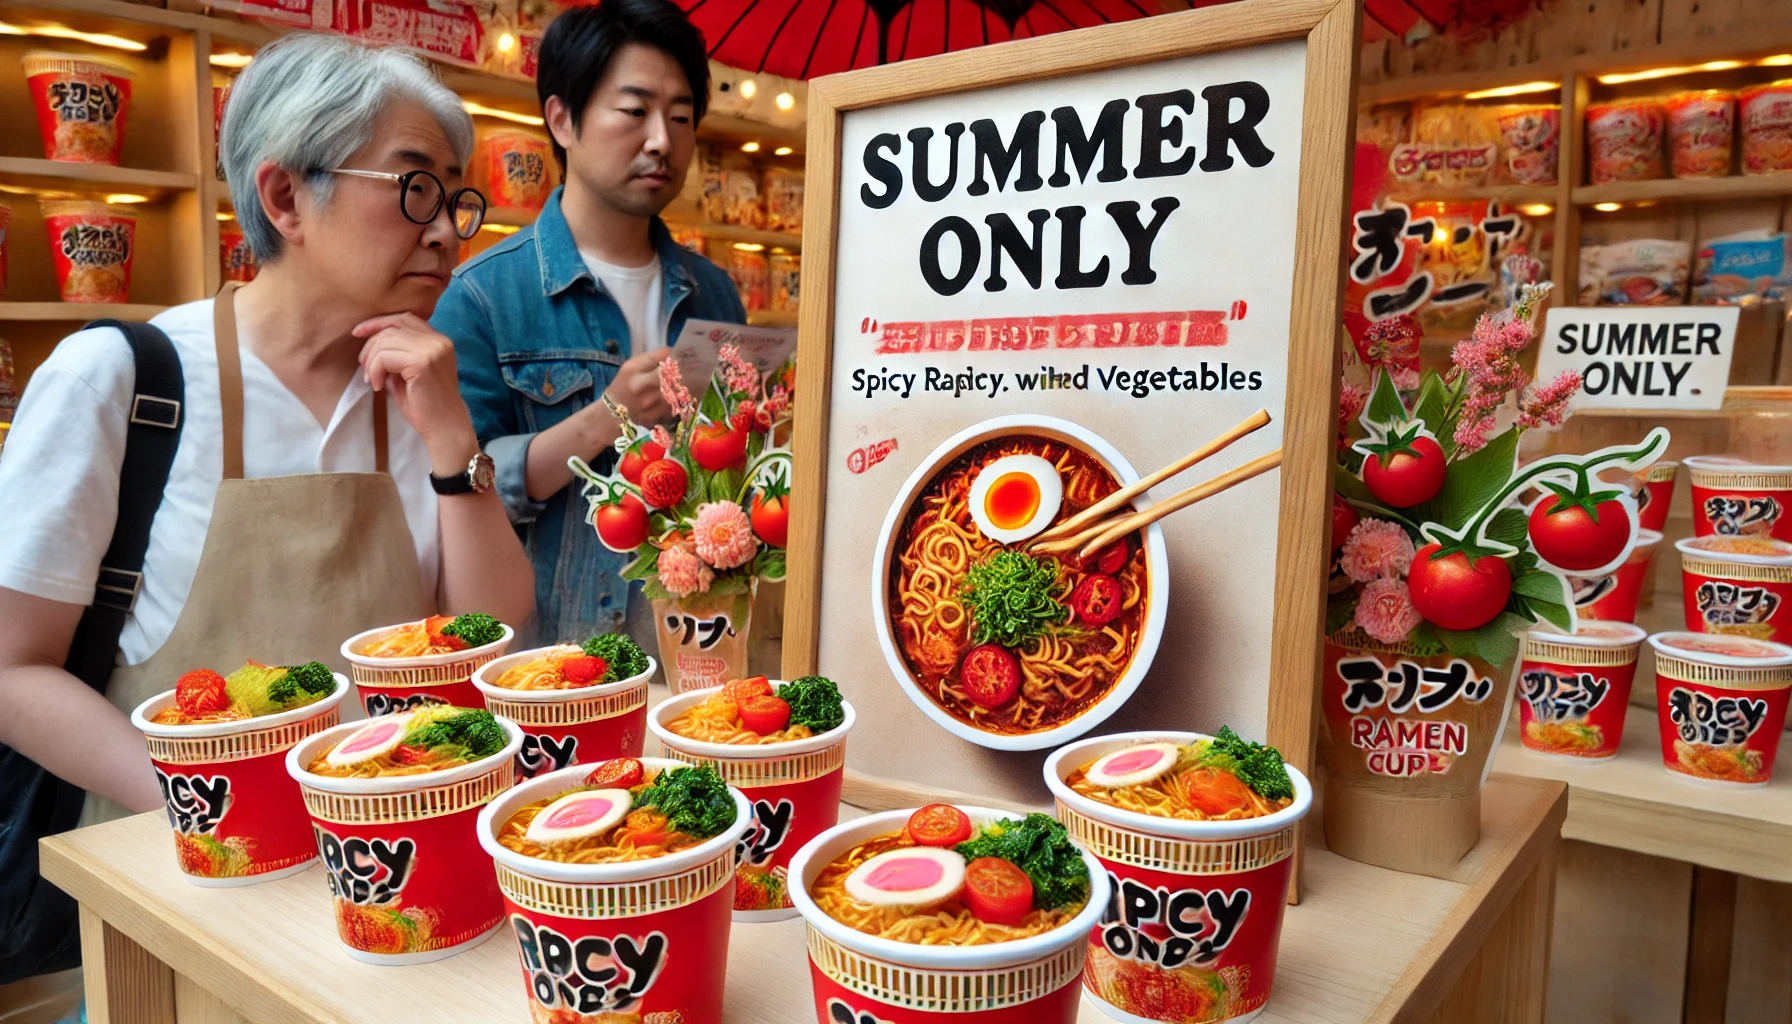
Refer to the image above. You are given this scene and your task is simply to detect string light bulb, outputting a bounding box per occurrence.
[732,242,766,252]
[774,146,794,156]
[1593,202,1622,212]
[741,141,761,153]
[775,91,795,111]
[738,79,757,99]
[1518,203,1554,216]
[497,33,516,52]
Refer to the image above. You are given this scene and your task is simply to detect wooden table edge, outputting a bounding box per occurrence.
[1559,786,1792,883]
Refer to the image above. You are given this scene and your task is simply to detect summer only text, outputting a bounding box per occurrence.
[850,362,1265,400]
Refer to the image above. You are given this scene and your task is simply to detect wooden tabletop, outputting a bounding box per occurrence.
[40,775,1563,1024]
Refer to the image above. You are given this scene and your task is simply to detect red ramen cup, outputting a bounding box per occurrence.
[1676,536,1792,643]
[1515,622,1646,761]
[789,806,1109,1024]
[285,713,524,964]
[23,51,132,164]
[476,129,556,217]
[650,685,856,922]
[1685,456,1792,542]
[1573,528,1662,623]
[40,200,134,304]
[1648,632,1792,787]
[476,759,753,1023]
[1045,732,1313,1024]
[341,620,514,717]
[130,673,348,887]
[1634,460,1679,533]
[471,648,656,780]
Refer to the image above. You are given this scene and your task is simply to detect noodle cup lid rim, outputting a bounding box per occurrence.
[1042,730,1313,840]
[1683,454,1792,478]
[340,620,515,668]
[284,710,524,793]
[131,672,349,739]
[1523,620,1648,649]
[1648,630,1792,669]
[1675,535,1792,567]
[471,647,656,701]
[22,50,136,76]
[648,683,857,757]
[786,804,1110,971]
[1632,527,1665,550]
[476,758,754,884]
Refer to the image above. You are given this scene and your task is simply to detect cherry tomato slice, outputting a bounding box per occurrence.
[962,857,1034,925]
[722,676,774,704]
[1182,767,1254,817]
[1069,574,1124,626]
[906,804,973,847]
[738,694,792,734]
[389,744,433,766]
[959,644,1021,709]
[1082,540,1129,575]
[583,757,645,788]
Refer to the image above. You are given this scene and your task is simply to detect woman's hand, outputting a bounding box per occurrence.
[353,313,478,475]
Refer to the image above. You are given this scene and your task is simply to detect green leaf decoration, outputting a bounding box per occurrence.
[1409,622,1448,657]
[1512,570,1570,605]
[1435,625,1480,658]
[1413,374,1449,438]
[1487,508,1529,548]
[1325,593,1359,635]
[1473,612,1531,666]
[1528,597,1573,632]
[1364,369,1410,427]
[1510,551,1539,577]
[700,383,728,423]
[1419,425,1520,531]
[1334,464,1374,503]
[755,546,787,581]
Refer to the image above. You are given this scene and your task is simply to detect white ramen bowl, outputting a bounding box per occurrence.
[871,415,1170,751]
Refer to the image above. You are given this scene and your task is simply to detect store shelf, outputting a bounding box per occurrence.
[747,309,799,328]
[0,157,197,197]
[0,301,167,321]
[1574,173,1792,206]
[701,112,805,157]
[663,199,802,249]
[1359,65,1567,106]
[1386,182,1559,207]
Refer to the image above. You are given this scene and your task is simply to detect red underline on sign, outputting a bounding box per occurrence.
[868,304,1246,356]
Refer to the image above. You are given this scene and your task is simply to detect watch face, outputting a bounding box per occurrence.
[470,453,496,492]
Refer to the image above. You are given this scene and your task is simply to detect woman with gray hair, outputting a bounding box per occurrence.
[0,32,532,983]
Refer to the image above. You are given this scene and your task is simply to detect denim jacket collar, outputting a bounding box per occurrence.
[534,187,696,310]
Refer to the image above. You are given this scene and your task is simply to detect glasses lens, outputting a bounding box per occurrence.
[400,172,445,225]
[452,190,487,239]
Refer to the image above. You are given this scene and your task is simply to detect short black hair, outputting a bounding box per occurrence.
[536,0,711,169]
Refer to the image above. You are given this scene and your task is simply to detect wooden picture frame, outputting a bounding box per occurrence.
[783,0,1359,818]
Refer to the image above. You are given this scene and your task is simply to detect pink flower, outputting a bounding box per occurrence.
[1337,381,1367,452]
[650,425,674,452]
[1390,365,1421,391]
[718,344,760,398]
[1518,370,1582,429]
[691,500,758,570]
[657,542,714,597]
[659,358,696,421]
[763,383,791,420]
[1354,577,1422,644]
[1340,518,1415,583]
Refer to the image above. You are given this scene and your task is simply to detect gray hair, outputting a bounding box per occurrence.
[220,33,475,261]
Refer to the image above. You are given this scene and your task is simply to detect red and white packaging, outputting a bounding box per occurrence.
[1515,622,1646,761]
[650,685,856,921]
[1677,535,1792,643]
[1046,733,1312,1023]
[1685,456,1792,542]
[340,620,514,717]
[789,806,1109,1024]
[1632,459,1679,533]
[472,648,655,780]
[1649,632,1792,787]
[23,51,132,165]
[1573,528,1662,623]
[477,759,753,1022]
[40,201,134,304]
[1739,80,1792,176]
[131,673,348,886]
[333,0,484,67]
[474,129,556,219]
[286,713,522,963]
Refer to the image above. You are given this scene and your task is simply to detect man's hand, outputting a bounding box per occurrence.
[353,313,479,476]
[604,349,673,427]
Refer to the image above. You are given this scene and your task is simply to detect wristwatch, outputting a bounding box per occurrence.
[431,451,495,495]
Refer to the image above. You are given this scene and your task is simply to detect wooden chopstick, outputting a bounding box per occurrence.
[1066,448,1285,561]
[1028,408,1272,547]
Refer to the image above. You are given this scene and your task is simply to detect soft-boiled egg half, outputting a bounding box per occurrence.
[524,788,632,846]
[324,713,414,768]
[844,846,966,907]
[1085,742,1181,788]
[967,454,1063,545]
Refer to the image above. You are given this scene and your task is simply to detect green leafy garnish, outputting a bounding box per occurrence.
[632,764,736,839]
[778,676,845,733]
[224,663,288,717]
[958,551,1067,648]
[269,661,335,708]
[1194,726,1293,801]
[440,613,504,649]
[954,813,1089,910]
[581,633,650,683]
[401,708,506,760]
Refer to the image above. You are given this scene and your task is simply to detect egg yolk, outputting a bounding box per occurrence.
[985,472,1041,531]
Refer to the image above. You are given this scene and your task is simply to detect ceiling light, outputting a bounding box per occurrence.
[1593,202,1622,212]
[216,211,235,221]
[1759,54,1792,67]
[775,91,795,111]
[1518,203,1553,216]
[209,52,252,68]
[732,242,766,252]
[0,20,146,50]
[1462,80,1559,100]
[738,79,757,99]
[1599,60,1744,84]
[481,223,520,235]
[774,146,793,156]
[741,141,761,153]
[497,33,516,52]
[104,193,148,204]
[462,100,544,126]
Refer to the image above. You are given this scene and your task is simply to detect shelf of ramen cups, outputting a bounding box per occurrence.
[660,196,804,251]
[0,156,198,196]
[37,772,1568,1024]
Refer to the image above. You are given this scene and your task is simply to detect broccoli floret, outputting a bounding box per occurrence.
[1195,726,1293,801]
[955,813,1089,910]
[778,676,845,733]
[581,633,650,683]
[439,613,504,649]
[401,709,506,759]
[631,764,735,838]
[268,661,335,708]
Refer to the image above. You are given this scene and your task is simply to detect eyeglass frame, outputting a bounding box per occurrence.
[324,167,488,240]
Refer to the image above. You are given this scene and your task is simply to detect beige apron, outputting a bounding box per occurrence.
[84,283,432,825]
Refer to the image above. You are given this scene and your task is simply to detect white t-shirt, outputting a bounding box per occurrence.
[0,298,442,666]
[580,251,665,356]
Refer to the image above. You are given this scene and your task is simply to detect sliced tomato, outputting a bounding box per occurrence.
[962,857,1034,925]
[906,804,973,847]
[739,694,792,734]
[722,676,774,704]
[389,744,433,766]
[960,645,1021,709]
[583,757,644,789]
[1082,540,1129,575]
[1070,574,1124,626]
[1182,767,1254,817]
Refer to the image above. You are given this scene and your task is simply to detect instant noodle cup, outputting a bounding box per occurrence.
[1739,80,1792,176]
[218,223,257,283]
[341,619,514,717]
[1573,528,1663,623]
[477,759,753,1022]
[41,201,134,304]
[472,647,655,780]
[1495,104,1560,186]
[1587,99,1667,184]
[1666,90,1735,178]
[1677,535,1792,642]
[1046,732,1312,1024]
[1648,632,1792,787]
[789,805,1109,1024]
[286,712,523,964]
[650,684,855,921]
[1633,459,1679,533]
[475,129,555,217]
[23,51,131,164]
[1515,622,1646,761]
[1685,456,1792,542]
[131,673,349,886]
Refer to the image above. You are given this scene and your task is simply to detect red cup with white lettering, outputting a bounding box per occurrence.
[1045,732,1312,1023]
[1648,632,1792,787]
[285,712,523,964]
[1515,622,1646,760]
[477,759,753,1023]
[131,673,348,887]
[789,805,1110,1024]
[341,619,514,717]
[650,683,855,921]
[1677,535,1792,643]
[1685,456,1792,542]
[472,647,655,781]
[1634,460,1678,533]
[1572,528,1662,623]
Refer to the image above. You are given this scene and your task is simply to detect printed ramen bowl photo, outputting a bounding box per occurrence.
[471,637,657,780]
[341,614,515,717]
[872,415,1169,751]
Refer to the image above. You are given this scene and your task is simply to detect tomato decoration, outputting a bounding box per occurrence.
[1182,767,1254,817]
[618,440,665,485]
[752,490,788,548]
[594,493,650,552]
[1069,575,1124,626]
[959,644,1021,708]
[638,458,688,508]
[689,420,749,472]
[1361,433,1446,508]
[962,857,1034,925]
[583,757,644,788]
[722,676,773,704]
[906,804,973,847]
[1331,494,1358,550]
[1528,482,1632,571]
[1407,543,1513,631]
[1082,540,1130,575]
[738,694,792,734]
[175,669,230,716]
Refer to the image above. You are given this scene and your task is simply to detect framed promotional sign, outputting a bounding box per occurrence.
[785,0,1359,806]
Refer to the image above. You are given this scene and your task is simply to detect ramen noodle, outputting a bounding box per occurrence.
[1667,90,1735,178]
[150,661,337,725]
[1740,80,1792,175]
[495,761,734,864]
[1587,99,1666,184]
[23,52,132,164]
[354,613,504,658]
[488,633,651,690]
[1066,731,1294,821]
[661,675,842,745]
[41,201,134,304]
[304,707,509,777]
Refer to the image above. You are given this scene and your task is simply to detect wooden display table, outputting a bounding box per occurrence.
[41,776,1564,1024]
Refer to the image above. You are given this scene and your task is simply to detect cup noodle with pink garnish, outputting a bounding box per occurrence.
[1649,632,1792,787]
[471,637,656,780]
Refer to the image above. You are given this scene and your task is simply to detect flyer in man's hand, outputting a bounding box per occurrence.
[671,320,798,387]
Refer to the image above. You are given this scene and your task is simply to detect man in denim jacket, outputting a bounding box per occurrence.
[433,0,744,646]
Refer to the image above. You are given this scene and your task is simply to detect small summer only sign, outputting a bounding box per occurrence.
[1536,306,1741,412]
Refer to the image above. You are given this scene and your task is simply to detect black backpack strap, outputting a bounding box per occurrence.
[62,320,184,691]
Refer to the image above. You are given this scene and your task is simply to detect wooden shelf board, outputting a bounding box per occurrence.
[747,308,799,328]
[1359,65,1567,106]
[0,158,197,197]
[0,301,167,321]
[662,198,802,249]
[1574,173,1792,206]
[1386,182,1560,206]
